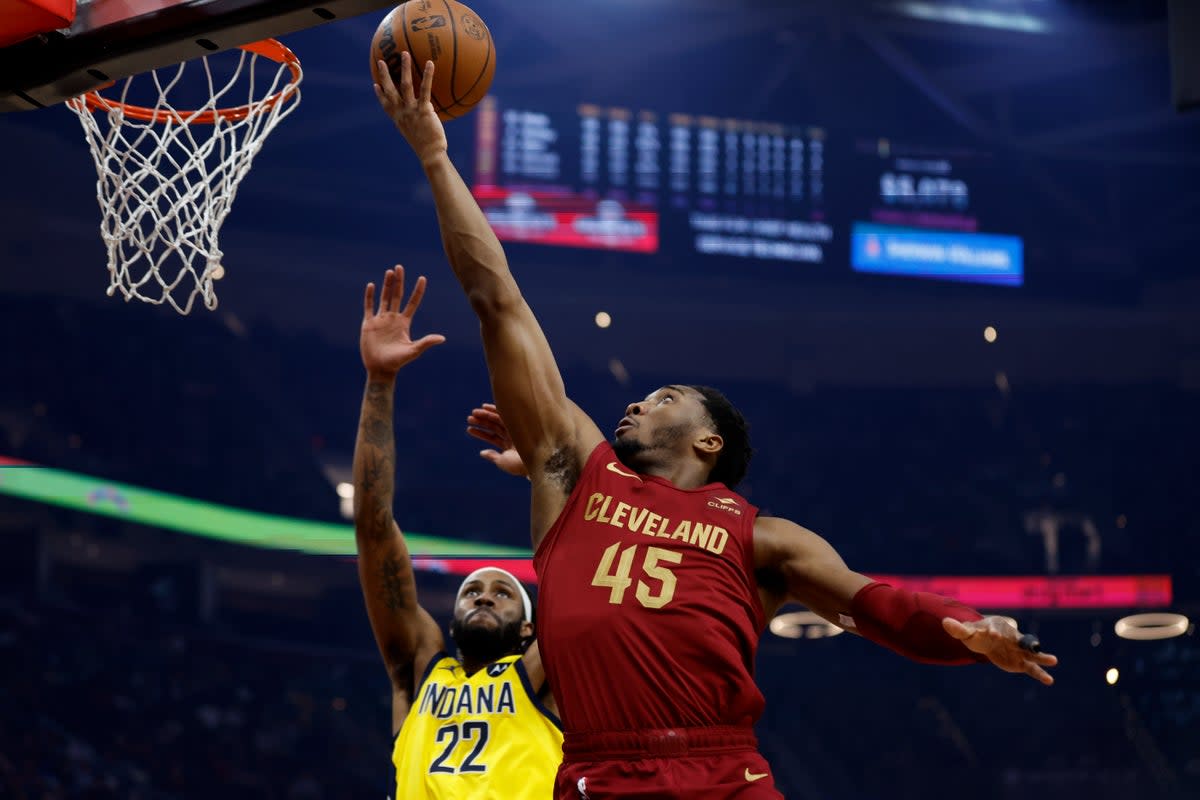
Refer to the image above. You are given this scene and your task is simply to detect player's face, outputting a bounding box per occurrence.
[455,572,524,628]
[450,571,532,661]
[613,385,709,460]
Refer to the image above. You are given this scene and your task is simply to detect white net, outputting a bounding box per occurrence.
[65,43,302,314]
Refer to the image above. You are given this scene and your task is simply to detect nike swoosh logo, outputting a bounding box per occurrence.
[744,769,769,782]
[605,461,641,480]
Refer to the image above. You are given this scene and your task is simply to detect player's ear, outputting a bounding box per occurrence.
[520,620,534,640]
[694,431,723,456]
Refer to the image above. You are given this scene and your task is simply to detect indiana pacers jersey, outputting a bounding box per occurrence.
[391,652,562,799]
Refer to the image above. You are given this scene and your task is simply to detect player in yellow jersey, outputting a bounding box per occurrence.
[352,266,562,799]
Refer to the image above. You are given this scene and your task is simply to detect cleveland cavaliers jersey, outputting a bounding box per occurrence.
[534,442,767,733]
[391,653,563,799]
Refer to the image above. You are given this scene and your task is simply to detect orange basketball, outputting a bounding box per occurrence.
[370,0,496,121]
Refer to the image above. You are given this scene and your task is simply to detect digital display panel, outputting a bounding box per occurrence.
[848,137,1024,286]
[471,97,833,264]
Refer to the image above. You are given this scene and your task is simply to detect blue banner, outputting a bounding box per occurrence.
[851,223,1023,286]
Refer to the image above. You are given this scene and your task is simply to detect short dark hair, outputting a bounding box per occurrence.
[687,385,753,489]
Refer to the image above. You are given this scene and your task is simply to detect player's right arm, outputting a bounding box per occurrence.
[355,266,448,734]
[375,55,603,546]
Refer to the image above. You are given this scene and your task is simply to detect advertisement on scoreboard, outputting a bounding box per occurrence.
[470,97,834,264]
[847,138,1024,286]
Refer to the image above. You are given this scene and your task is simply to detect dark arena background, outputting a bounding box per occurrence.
[1,0,1198,797]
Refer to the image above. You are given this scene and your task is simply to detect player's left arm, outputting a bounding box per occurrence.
[520,641,558,716]
[753,516,1058,684]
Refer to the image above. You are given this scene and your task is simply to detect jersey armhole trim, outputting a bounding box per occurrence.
[515,656,563,731]
[394,650,451,744]
[745,511,769,632]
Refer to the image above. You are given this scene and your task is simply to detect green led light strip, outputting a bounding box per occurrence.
[0,461,531,558]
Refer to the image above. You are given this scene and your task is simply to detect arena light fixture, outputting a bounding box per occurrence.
[891,2,1051,34]
[769,610,847,640]
[1114,613,1189,641]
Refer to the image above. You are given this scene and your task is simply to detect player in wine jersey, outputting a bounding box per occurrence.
[377,54,1059,799]
[353,266,561,800]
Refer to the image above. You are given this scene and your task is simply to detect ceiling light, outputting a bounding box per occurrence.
[1114,613,1189,641]
[769,610,846,639]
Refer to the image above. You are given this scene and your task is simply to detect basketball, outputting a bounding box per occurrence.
[370,0,495,121]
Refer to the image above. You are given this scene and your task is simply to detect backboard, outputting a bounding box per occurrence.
[0,0,395,113]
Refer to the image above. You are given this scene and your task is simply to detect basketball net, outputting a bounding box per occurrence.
[65,40,302,314]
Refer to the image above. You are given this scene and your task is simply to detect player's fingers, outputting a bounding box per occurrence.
[470,407,503,425]
[389,265,405,312]
[413,333,446,352]
[467,427,506,449]
[1026,662,1054,686]
[404,275,428,316]
[364,283,376,319]
[399,52,416,105]
[479,449,502,465]
[941,617,976,641]
[466,415,494,432]
[420,60,434,106]
[1034,652,1059,667]
[379,269,395,312]
[375,60,396,101]
[482,402,498,411]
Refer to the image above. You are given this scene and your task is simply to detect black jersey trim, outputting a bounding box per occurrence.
[515,657,563,731]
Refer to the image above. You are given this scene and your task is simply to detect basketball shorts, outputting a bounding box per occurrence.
[555,726,783,800]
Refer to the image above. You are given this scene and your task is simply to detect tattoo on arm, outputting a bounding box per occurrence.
[380,556,415,612]
[354,380,398,542]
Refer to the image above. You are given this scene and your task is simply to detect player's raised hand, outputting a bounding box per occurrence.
[943,617,1059,685]
[374,52,447,167]
[467,403,528,478]
[361,265,445,378]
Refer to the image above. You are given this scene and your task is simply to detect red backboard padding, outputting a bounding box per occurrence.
[0,0,76,48]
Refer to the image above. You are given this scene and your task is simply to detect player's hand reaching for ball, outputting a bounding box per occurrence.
[467,403,529,478]
[361,265,445,378]
[942,616,1059,685]
[374,52,448,167]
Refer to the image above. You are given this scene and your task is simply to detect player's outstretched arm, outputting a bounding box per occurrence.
[375,56,602,546]
[754,516,1058,685]
[354,266,448,733]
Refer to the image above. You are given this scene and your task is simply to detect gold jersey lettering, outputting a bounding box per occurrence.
[628,506,651,533]
[584,492,605,521]
[581,488,736,557]
[707,526,729,555]
[596,495,614,524]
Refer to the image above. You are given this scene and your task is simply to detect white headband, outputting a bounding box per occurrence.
[457,567,533,622]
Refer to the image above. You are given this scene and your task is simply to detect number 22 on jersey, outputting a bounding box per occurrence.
[591,544,682,609]
[429,721,489,774]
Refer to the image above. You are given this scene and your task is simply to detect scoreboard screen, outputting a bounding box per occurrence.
[848,138,1024,286]
[470,98,1023,286]
[470,97,833,265]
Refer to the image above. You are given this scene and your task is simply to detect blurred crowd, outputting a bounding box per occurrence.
[0,295,1196,799]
